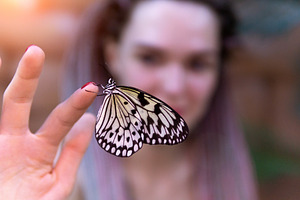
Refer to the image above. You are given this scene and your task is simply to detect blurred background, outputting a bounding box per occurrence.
[0,0,299,199]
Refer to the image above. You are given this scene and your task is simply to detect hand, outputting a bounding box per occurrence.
[0,45,98,200]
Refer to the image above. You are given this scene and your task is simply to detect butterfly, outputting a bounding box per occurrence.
[95,78,189,157]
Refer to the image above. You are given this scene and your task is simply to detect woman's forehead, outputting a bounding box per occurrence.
[129,1,219,30]
[120,0,220,51]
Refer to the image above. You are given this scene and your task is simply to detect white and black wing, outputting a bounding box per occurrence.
[95,81,189,157]
[117,86,189,145]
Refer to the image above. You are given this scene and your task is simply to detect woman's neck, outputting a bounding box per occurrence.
[125,140,191,168]
[122,141,198,200]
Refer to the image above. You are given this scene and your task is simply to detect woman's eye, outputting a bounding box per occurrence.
[187,59,207,71]
[138,53,160,66]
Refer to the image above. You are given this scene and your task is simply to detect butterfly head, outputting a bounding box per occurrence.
[102,78,117,94]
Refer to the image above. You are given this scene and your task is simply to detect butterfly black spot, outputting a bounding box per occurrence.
[106,126,112,132]
[124,101,128,105]
[154,103,161,115]
[147,115,154,124]
[118,135,122,142]
[109,132,114,138]
[132,131,136,136]
[126,137,130,142]
[134,121,138,126]
[138,92,149,106]
[116,128,119,133]
[131,109,136,115]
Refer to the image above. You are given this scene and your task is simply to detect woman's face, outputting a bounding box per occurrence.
[107,1,220,130]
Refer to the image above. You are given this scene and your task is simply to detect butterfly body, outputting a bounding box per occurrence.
[95,78,189,157]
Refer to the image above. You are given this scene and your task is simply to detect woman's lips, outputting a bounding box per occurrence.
[163,99,186,116]
[171,106,184,116]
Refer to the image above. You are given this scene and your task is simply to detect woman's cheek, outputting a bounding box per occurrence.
[185,76,217,129]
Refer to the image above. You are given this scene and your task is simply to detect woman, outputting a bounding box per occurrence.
[0,0,257,199]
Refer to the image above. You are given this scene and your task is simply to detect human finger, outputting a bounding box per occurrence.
[52,113,95,196]
[37,82,98,146]
[0,45,45,134]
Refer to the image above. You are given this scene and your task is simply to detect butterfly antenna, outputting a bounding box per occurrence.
[84,83,105,96]
[84,89,105,96]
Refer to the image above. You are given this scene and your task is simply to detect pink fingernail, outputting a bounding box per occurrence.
[81,82,97,89]
[25,44,35,52]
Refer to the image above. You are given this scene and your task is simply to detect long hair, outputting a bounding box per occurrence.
[63,0,258,199]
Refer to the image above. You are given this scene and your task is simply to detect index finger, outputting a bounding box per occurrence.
[0,45,45,134]
[37,83,98,146]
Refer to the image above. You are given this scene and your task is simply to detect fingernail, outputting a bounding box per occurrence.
[25,44,35,52]
[81,82,97,89]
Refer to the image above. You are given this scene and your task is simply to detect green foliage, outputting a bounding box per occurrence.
[243,123,300,181]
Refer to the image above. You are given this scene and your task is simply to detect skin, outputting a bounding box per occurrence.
[107,1,221,199]
[0,1,220,200]
[108,1,220,131]
[0,46,98,199]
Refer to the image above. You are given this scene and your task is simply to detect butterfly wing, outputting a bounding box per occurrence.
[95,93,144,157]
[95,85,189,157]
[117,86,189,146]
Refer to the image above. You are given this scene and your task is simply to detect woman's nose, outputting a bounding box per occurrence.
[160,63,186,97]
